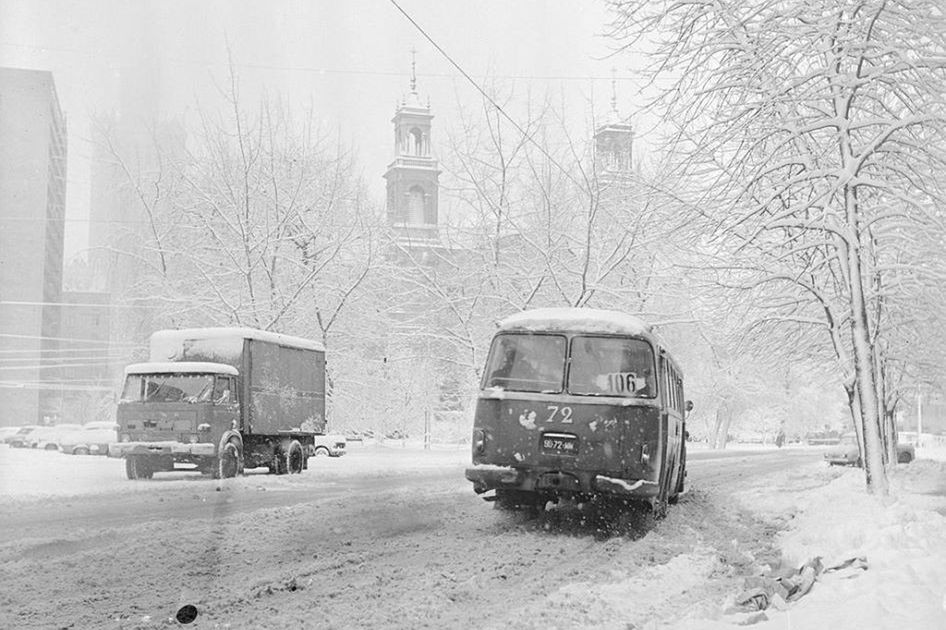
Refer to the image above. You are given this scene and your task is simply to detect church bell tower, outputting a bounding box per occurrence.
[594,73,634,179]
[383,52,441,243]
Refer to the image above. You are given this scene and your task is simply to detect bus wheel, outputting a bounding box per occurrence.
[218,440,243,479]
[495,489,543,516]
[125,456,152,480]
[669,463,686,504]
[286,440,305,474]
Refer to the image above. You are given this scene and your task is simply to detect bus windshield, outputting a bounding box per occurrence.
[121,373,216,403]
[482,333,566,393]
[568,336,656,398]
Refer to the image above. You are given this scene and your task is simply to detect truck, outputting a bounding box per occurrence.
[109,327,326,479]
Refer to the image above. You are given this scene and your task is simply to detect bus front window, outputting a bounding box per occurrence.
[568,337,656,398]
[482,333,566,393]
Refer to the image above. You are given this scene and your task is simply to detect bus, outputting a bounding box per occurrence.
[465,307,691,517]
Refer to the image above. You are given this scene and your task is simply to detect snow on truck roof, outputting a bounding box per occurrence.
[125,362,239,376]
[498,307,652,336]
[150,327,324,352]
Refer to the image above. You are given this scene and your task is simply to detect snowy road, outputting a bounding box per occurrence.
[0,444,822,629]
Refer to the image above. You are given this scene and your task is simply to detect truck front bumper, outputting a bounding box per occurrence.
[465,464,658,498]
[108,441,216,458]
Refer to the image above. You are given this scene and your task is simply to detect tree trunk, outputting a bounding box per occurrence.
[844,233,888,495]
[712,405,733,450]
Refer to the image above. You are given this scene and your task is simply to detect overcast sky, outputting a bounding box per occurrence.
[1,0,647,260]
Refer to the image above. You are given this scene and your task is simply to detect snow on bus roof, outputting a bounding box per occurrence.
[150,327,324,352]
[498,307,651,336]
[125,362,239,376]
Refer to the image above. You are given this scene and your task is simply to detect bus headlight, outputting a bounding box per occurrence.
[473,429,486,454]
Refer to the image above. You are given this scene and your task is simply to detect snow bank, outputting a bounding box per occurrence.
[670,455,946,630]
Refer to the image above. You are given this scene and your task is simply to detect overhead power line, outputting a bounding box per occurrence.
[1,300,155,309]
[0,333,144,346]
[0,40,633,82]
[388,0,585,190]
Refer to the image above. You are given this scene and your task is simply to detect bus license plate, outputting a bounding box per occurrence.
[541,433,578,456]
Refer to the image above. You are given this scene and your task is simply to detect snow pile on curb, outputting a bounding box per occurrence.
[672,452,946,629]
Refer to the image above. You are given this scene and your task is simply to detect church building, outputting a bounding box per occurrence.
[383,55,442,252]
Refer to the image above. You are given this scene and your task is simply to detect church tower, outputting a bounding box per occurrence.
[593,74,634,179]
[383,53,441,244]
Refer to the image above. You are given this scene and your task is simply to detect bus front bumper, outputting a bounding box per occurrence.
[465,464,658,498]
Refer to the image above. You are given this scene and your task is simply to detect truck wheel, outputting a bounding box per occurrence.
[218,440,243,479]
[313,446,330,457]
[125,456,153,480]
[286,440,305,474]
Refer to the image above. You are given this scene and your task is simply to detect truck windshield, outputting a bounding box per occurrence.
[482,333,566,393]
[568,336,656,398]
[121,374,216,403]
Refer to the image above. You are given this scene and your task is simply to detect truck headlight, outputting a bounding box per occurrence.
[473,429,486,454]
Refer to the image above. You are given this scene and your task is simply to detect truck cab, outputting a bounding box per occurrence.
[111,362,241,478]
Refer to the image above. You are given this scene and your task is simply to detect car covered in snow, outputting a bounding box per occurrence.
[59,421,120,455]
[0,426,22,444]
[6,425,41,448]
[824,433,916,466]
[309,434,347,457]
[823,433,861,466]
[28,423,84,450]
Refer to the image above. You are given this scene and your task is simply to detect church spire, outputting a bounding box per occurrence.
[595,69,635,176]
[401,47,426,110]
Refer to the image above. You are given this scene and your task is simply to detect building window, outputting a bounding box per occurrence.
[408,186,425,223]
[410,128,424,156]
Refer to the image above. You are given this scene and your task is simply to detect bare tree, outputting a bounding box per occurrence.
[607,0,946,493]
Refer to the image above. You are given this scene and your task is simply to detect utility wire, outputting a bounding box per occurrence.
[0,333,144,346]
[0,40,634,82]
[388,0,585,190]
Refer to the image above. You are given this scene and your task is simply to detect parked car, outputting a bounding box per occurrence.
[310,434,347,457]
[59,421,120,455]
[825,433,916,466]
[0,426,22,444]
[824,433,861,466]
[28,423,84,450]
[6,425,40,448]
